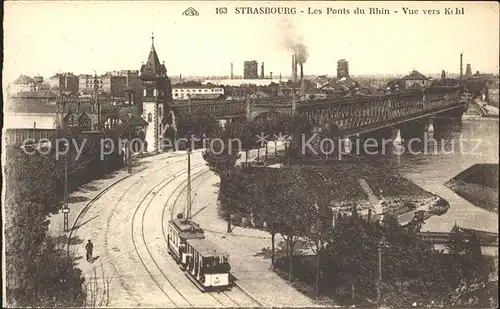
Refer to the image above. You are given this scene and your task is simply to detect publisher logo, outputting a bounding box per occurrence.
[183,7,199,16]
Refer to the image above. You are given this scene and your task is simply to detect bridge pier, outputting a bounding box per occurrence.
[397,118,434,154]
[433,107,464,139]
[347,127,397,157]
[218,119,228,129]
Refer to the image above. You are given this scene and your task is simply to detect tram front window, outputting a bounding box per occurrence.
[203,256,230,274]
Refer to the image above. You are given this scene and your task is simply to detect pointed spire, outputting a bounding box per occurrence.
[141,32,164,78]
[151,32,155,51]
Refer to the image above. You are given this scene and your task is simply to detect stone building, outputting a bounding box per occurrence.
[140,34,175,153]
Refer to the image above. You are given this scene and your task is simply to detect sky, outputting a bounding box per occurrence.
[3,1,499,84]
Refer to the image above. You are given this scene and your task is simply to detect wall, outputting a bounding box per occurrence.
[142,102,156,152]
[5,129,55,145]
[9,83,35,94]
[405,79,428,89]
[5,113,56,130]
[172,87,224,99]
[448,181,498,212]
[109,76,127,97]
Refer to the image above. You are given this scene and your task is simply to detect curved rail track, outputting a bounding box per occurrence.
[71,149,269,307]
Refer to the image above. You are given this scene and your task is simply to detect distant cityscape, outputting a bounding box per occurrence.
[5,37,499,148]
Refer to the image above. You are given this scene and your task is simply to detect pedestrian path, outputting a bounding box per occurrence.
[194,172,320,307]
[47,151,179,238]
[357,178,383,214]
[47,169,132,238]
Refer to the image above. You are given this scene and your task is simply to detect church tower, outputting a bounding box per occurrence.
[140,33,173,153]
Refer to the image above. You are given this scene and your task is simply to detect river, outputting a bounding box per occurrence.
[389,119,499,234]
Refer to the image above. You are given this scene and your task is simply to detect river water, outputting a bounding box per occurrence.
[388,119,499,234]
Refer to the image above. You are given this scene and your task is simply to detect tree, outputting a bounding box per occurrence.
[257,169,285,269]
[446,223,467,256]
[240,122,255,166]
[4,191,85,306]
[203,127,241,232]
[251,120,266,162]
[271,167,318,282]
[176,111,221,148]
[4,128,127,306]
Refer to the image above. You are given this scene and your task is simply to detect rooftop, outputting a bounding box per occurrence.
[187,238,229,257]
[10,90,58,99]
[173,84,222,89]
[13,75,34,84]
[6,102,57,114]
[140,35,167,79]
[171,218,205,239]
[403,70,428,81]
[189,93,225,100]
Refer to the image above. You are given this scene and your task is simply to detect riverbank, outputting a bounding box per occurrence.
[445,163,499,213]
[223,161,449,228]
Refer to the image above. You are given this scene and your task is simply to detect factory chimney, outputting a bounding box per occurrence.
[291,54,296,84]
[300,63,304,83]
[460,53,463,80]
[261,62,264,79]
[230,63,234,79]
[293,54,299,85]
[299,63,305,96]
[465,63,472,78]
[270,72,273,80]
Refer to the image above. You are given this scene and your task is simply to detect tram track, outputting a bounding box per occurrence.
[131,163,207,307]
[70,155,190,305]
[129,148,268,307]
[70,148,269,307]
[167,165,263,308]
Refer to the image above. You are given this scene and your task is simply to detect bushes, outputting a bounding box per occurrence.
[4,131,125,306]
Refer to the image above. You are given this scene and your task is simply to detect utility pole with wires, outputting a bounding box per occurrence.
[63,142,70,232]
[127,114,133,174]
[376,236,388,305]
[315,202,322,299]
[185,144,192,221]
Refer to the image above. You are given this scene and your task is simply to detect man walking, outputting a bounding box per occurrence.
[85,239,94,262]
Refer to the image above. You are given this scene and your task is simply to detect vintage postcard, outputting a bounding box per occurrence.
[2,1,499,308]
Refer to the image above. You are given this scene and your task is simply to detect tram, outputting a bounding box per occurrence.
[167,216,231,291]
[167,148,231,291]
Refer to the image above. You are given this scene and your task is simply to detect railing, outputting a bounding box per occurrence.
[300,87,463,133]
[417,231,499,246]
[173,100,246,118]
[170,87,462,123]
[250,97,293,105]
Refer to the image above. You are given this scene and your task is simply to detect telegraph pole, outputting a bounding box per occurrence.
[376,238,386,305]
[315,202,322,299]
[127,114,132,174]
[63,145,70,232]
[186,146,192,220]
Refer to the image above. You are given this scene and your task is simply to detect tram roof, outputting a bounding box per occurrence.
[187,238,229,257]
[171,218,203,232]
[171,218,205,239]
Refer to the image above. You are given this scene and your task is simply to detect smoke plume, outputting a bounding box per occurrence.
[278,20,309,64]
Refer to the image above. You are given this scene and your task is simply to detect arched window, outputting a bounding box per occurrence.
[63,113,78,128]
[148,113,153,123]
[78,113,93,131]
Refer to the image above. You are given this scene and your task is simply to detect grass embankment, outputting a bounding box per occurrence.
[224,161,447,227]
[445,164,499,212]
[446,163,499,190]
